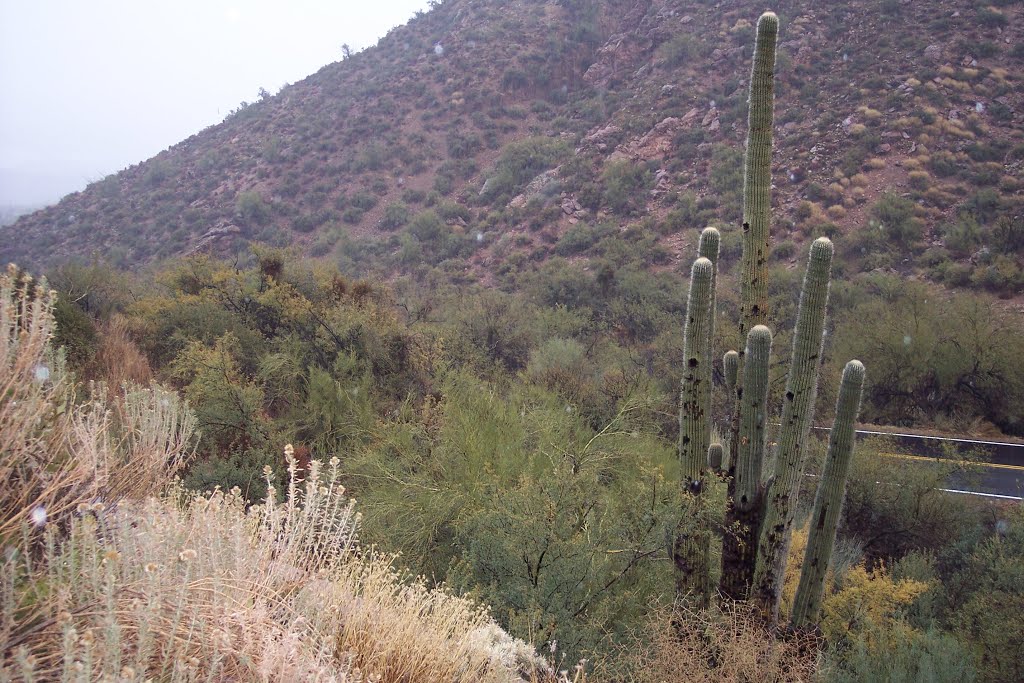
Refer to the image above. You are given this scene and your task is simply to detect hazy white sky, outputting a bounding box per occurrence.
[0,0,430,206]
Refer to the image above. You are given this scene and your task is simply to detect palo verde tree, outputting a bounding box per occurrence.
[670,11,866,628]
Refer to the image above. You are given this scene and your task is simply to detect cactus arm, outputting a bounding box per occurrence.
[753,237,834,620]
[674,256,715,606]
[720,326,772,600]
[790,360,865,628]
[735,326,772,512]
[724,350,739,393]
[739,11,778,341]
[698,227,721,456]
[708,442,724,472]
[723,349,740,473]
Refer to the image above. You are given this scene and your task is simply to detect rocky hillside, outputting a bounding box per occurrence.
[4,0,1022,296]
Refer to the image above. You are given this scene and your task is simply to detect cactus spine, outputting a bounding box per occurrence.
[739,11,778,341]
[791,360,865,628]
[675,256,715,605]
[752,237,834,619]
[720,325,772,599]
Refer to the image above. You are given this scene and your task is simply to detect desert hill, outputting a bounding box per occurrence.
[2,0,1022,297]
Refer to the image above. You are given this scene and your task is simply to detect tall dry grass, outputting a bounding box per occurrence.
[86,315,153,396]
[607,601,820,682]
[1,265,562,682]
[0,265,196,544]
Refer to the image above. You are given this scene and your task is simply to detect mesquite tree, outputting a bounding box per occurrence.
[671,11,866,628]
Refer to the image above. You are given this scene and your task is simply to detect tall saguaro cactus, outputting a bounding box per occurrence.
[739,12,779,341]
[672,10,864,632]
[791,360,866,628]
[675,256,715,606]
[753,237,834,618]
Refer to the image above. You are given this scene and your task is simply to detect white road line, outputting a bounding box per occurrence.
[939,488,1024,502]
[808,425,1024,449]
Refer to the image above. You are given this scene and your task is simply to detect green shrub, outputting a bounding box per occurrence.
[869,193,921,247]
[977,7,1008,28]
[380,202,411,230]
[942,215,983,256]
[237,190,272,226]
[602,160,653,215]
[991,215,1024,254]
[481,137,571,203]
[555,222,614,256]
[962,189,1001,223]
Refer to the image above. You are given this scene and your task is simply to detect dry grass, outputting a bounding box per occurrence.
[2,460,556,682]
[1,267,562,682]
[0,266,196,544]
[86,315,153,395]
[609,601,820,682]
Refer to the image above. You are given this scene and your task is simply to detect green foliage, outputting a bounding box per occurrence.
[834,278,1024,435]
[709,145,744,211]
[822,625,977,683]
[380,201,411,230]
[554,222,615,256]
[237,190,272,226]
[171,334,271,455]
[869,192,921,248]
[345,372,678,664]
[991,215,1024,254]
[481,136,571,204]
[51,294,98,369]
[977,7,1008,28]
[601,160,652,216]
[659,33,702,66]
[942,214,983,256]
[943,506,1024,683]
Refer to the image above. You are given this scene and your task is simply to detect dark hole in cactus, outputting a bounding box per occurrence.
[785,391,794,401]
[742,221,750,233]
[688,358,698,368]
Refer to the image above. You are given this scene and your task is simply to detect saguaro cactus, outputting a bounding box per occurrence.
[724,350,739,393]
[722,348,741,474]
[698,227,721,455]
[791,360,865,628]
[753,237,834,619]
[671,11,865,631]
[708,442,724,471]
[675,256,715,605]
[720,325,772,600]
[739,11,779,341]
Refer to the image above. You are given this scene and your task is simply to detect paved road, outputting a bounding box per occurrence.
[810,427,1024,501]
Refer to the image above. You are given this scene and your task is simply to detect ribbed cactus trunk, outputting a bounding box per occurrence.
[674,256,715,606]
[708,442,724,471]
[790,360,865,628]
[720,326,772,600]
[723,349,740,473]
[698,227,721,460]
[752,237,834,621]
[739,12,778,342]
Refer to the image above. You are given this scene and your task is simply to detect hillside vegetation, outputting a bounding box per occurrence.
[3,0,1022,299]
[3,1,1024,681]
